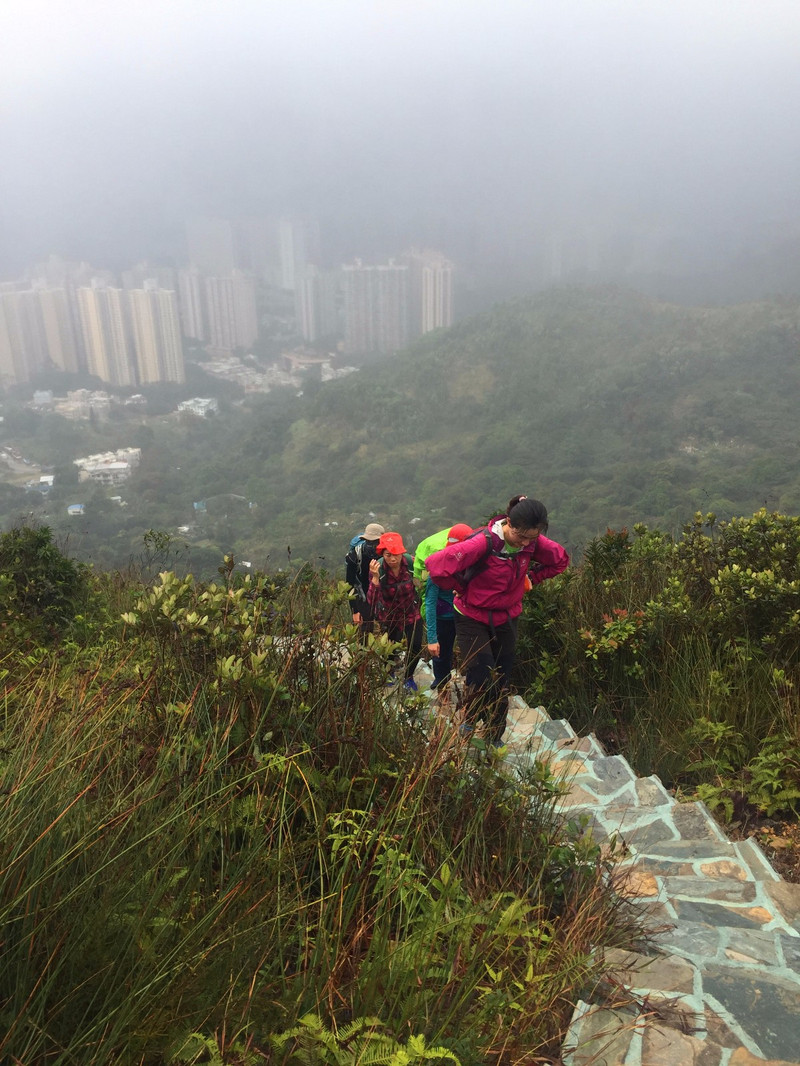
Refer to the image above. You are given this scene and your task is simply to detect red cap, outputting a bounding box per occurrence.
[447,523,473,544]
[377,532,406,555]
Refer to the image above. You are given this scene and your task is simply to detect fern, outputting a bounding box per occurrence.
[270,1014,460,1066]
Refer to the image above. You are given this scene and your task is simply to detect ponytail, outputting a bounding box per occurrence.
[508,497,548,533]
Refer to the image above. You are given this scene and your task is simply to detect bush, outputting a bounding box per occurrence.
[0,524,88,642]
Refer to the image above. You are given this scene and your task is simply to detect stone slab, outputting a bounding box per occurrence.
[672,899,773,928]
[662,876,757,904]
[657,921,723,960]
[735,839,782,883]
[624,857,696,877]
[602,948,697,995]
[642,1023,723,1066]
[703,966,800,1061]
[540,719,577,742]
[721,928,780,967]
[563,1005,638,1066]
[765,881,800,927]
[591,755,639,789]
[700,860,751,882]
[672,802,728,843]
[779,934,800,975]
[635,775,675,807]
[615,817,682,852]
[641,840,739,862]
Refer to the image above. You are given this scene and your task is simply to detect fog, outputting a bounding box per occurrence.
[3,0,800,288]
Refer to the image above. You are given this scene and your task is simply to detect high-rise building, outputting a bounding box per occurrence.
[205,272,258,354]
[342,260,409,355]
[76,285,136,386]
[0,290,48,384]
[177,269,207,341]
[277,217,321,291]
[37,288,79,373]
[128,286,185,384]
[0,297,24,385]
[403,249,454,340]
[295,267,339,343]
[232,271,258,350]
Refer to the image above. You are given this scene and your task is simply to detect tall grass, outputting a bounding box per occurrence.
[0,564,645,1065]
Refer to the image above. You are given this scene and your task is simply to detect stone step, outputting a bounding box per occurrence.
[496,694,800,1064]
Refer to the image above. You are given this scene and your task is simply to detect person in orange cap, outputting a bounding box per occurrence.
[367,532,422,690]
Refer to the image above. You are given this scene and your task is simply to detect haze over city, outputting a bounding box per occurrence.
[3,0,800,289]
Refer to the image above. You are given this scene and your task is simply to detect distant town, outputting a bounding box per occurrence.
[0,215,455,391]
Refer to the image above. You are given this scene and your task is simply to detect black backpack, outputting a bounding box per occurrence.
[429,528,497,593]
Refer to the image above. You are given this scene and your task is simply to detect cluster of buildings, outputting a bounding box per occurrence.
[185,217,455,355]
[74,448,141,486]
[0,265,186,389]
[0,216,456,391]
[30,388,146,420]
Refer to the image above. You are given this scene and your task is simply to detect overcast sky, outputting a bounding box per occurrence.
[2,0,800,276]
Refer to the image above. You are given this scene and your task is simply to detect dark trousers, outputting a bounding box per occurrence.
[431,616,457,689]
[385,618,423,681]
[454,612,519,743]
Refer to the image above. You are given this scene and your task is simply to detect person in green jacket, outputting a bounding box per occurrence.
[413,523,473,691]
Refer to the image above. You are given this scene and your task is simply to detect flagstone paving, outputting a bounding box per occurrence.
[496,693,800,1065]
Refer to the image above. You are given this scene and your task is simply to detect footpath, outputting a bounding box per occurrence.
[503,694,800,1065]
[415,667,800,1065]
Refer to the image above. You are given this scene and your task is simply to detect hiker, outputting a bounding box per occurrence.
[367,531,423,691]
[345,522,385,634]
[425,497,569,751]
[413,523,473,691]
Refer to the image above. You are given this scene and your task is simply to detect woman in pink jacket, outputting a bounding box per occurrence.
[425,497,569,751]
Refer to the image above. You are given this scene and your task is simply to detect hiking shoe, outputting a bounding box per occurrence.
[403,678,418,692]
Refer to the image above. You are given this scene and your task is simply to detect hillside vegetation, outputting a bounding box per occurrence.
[0,527,643,1065]
[3,494,800,1059]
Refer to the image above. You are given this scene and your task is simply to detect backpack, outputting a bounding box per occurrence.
[346,537,378,603]
[429,528,496,593]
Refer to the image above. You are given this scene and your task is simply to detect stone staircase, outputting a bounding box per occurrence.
[501,694,800,1065]
[414,665,800,1065]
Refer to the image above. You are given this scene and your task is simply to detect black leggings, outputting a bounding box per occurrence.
[431,616,457,689]
[454,613,518,742]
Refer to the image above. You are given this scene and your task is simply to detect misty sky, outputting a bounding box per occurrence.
[2,0,800,275]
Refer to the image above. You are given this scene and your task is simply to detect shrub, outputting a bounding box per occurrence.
[0,523,88,642]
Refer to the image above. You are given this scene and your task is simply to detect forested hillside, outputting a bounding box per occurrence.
[285,286,800,549]
[3,286,799,573]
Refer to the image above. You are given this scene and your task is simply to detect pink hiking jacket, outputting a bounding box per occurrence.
[425,521,569,627]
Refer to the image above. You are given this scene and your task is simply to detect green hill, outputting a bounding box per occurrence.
[233,285,800,559]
